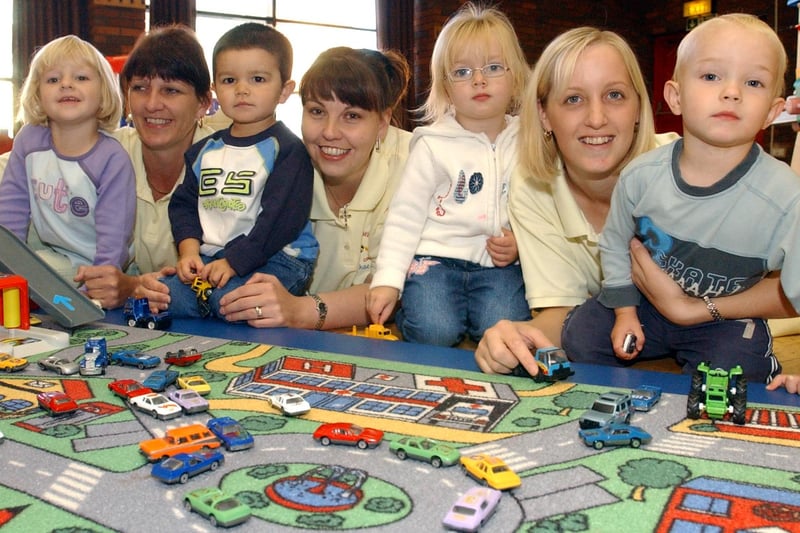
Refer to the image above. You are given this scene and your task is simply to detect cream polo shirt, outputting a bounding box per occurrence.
[111,125,215,274]
[308,126,411,293]
[511,132,679,310]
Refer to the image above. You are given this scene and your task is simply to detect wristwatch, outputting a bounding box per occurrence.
[310,294,327,330]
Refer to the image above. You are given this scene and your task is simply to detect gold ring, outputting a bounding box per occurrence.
[255,305,262,318]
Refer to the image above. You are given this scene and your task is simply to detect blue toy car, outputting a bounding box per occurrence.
[143,369,180,392]
[207,416,254,451]
[631,385,662,411]
[110,349,161,369]
[579,423,652,450]
[151,451,224,484]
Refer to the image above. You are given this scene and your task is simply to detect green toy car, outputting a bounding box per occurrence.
[389,436,461,467]
[183,487,251,528]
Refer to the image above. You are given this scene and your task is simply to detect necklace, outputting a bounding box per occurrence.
[146,175,173,196]
[325,183,351,212]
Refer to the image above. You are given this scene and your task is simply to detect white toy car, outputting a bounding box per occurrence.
[268,392,310,416]
[130,393,183,420]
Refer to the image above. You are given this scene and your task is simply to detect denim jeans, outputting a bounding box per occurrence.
[561,296,781,383]
[161,249,313,319]
[396,255,530,346]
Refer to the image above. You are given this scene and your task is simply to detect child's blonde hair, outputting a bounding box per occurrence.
[519,27,656,184]
[18,35,122,132]
[419,2,528,124]
[673,13,786,99]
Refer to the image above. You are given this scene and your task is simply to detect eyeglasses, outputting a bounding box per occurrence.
[448,63,509,82]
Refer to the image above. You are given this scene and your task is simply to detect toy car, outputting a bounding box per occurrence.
[207,416,254,451]
[168,388,209,414]
[151,451,224,484]
[191,277,214,318]
[143,369,180,392]
[164,348,202,366]
[37,355,80,375]
[123,296,172,329]
[578,391,633,430]
[139,423,221,462]
[631,385,662,411]
[110,349,161,369]
[511,346,574,382]
[80,336,110,376]
[0,352,28,372]
[687,361,747,425]
[267,392,311,416]
[130,392,183,420]
[579,423,652,450]
[459,454,521,491]
[313,422,383,449]
[389,436,461,468]
[349,324,399,341]
[178,375,211,396]
[108,379,153,402]
[442,486,502,532]
[37,391,79,416]
[183,487,251,528]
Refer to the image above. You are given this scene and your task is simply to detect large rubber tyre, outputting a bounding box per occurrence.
[687,391,702,419]
[731,377,748,425]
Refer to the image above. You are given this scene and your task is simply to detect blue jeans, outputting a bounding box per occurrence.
[561,296,781,383]
[162,250,313,319]
[396,255,530,346]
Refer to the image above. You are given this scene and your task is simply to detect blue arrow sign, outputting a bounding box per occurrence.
[53,295,75,311]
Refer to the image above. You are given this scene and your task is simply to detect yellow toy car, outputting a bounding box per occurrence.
[349,324,399,341]
[178,375,211,396]
[459,454,521,491]
[0,352,28,372]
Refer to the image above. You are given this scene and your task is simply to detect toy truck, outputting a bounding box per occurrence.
[349,324,399,341]
[123,297,172,330]
[80,336,110,376]
[686,361,747,425]
[511,346,575,382]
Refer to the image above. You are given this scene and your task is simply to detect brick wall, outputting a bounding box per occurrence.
[88,0,146,57]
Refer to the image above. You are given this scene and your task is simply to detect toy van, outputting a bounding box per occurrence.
[578,391,632,430]
[139,423,221,462]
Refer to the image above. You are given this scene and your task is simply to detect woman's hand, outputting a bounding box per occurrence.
[74,265,139,309]
[487,227,518,267]
[218,273,302,327]
[136,268,173,311]
[475,319,555,375]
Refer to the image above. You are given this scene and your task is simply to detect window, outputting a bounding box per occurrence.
[193,0,377,135]
[0,0,13,137]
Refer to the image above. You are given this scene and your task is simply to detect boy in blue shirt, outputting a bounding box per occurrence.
[165,23,317,318]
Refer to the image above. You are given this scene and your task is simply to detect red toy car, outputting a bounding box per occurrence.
[108,379,153,402]
[37,391,79,416]
[312,422,383,449]
[164,348,202,367]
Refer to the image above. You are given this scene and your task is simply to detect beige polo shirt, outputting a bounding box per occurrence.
[308,126,411,293]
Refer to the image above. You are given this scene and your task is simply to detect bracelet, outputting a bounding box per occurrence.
[702,295,724,322]
[309,294,327,330]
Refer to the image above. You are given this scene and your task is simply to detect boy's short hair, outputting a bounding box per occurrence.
[213,22,293,83]
[19,35,122,131]
[421,2,528,124]
[673,13,787,99]
[122,24,211,102]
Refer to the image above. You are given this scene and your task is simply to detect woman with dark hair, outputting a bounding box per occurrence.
[219,46,412,330]
[72,25,216,309]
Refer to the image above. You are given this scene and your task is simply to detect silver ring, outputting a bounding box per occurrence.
[255,305,262,318]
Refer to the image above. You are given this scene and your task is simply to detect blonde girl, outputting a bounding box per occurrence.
[0,35,135,284]
[368,2,531,346]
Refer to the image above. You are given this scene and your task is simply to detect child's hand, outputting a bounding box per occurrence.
[176,255,204,283]
[611,306,644,360]
[486,227,518,267]
[766,374,800,394]
[367,286,400,325]
[202,258,235,289]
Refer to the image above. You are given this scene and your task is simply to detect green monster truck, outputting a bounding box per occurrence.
[686,361,747,425]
